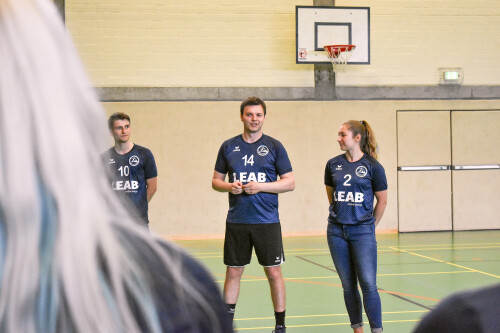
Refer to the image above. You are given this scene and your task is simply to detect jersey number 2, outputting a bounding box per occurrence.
[343,174,352,186]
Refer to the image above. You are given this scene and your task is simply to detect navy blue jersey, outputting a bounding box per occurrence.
[215,134,292,224]
[324,154,387,225]
[105,144,157,222]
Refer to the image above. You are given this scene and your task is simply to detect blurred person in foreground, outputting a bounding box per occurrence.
[0,0,232,332]
[413,284,500,333]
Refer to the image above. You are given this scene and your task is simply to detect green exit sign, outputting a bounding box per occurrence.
[444,71,459,80]
[439,68,463,85]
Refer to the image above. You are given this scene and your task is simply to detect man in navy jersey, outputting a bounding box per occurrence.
[105,112,158,225]
[212,97,295,333]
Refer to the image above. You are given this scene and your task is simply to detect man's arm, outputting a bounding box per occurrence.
[212,171,243,195]
[146,177,157,203]
[242,172,295,195]
[373,190,387,227]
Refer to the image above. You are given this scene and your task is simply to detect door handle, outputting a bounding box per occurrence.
[398,165,500,171]
[398,166,450,171]
[452,164,500,170]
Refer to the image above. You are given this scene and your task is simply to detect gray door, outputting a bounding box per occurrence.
[397,110,500,232]
[397,111,452,232]
[451,111,500,230]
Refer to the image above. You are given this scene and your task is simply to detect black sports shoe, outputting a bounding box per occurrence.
[272,325,286,333]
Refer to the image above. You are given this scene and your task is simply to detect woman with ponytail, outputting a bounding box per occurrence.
[324,120,388,333]
[0,0,232,332]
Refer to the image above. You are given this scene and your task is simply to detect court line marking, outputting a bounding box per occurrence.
[295,257,438,302]
[379,245,500,252]
[281,278,439,302]
[181,240,500,256]
[378,287,435,309]
[213,270,474,283]
[370,242,499,247]
[193,244,500,258]
[379,289,438,302]
[214,274,440,302]
[287,244,500,252]
[234,319,420,330]
[378,270,473,277]
[295,255,337,272]
[295,255,438,308]
[235,310,427,321]
[191,242,500,252]
[384,242,500,247]
[283,271,473,280]
[389,246,500,279]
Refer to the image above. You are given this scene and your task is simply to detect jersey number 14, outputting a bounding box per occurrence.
[242,154,254,166]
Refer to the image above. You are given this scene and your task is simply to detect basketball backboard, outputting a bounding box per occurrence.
[296,6,370,65]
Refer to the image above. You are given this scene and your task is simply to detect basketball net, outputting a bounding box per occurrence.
[324,45,356,73]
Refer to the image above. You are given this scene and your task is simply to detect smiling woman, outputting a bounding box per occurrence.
[324,120,387,333]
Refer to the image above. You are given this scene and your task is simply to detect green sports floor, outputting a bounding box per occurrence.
[174,230,500,332]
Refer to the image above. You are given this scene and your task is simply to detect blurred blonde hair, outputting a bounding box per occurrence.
[0,0,220,332]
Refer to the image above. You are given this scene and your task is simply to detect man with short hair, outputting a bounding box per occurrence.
[212,97,295,333]
[105,112,157,226]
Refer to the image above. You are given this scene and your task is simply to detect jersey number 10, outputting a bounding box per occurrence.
[118,165,130,177]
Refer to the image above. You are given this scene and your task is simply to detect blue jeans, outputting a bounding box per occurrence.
[327,223,382,332]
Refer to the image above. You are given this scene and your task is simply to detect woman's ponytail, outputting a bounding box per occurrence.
[344,120,378,159]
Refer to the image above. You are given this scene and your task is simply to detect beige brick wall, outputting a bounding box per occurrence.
[67,0,500,87]
[337,0,500,86]
[103,99,500,239]
[66,0,307,87]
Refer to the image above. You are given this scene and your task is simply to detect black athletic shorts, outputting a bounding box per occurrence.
[224,222,285,267]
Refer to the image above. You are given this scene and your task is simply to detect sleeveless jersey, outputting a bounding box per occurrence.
[105,144,157,222]
[215,134,292,224]
[324,154,387,225]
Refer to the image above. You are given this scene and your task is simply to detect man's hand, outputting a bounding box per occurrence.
[230,181,244,195]
[212,171,244,194]
[243,182,261,195]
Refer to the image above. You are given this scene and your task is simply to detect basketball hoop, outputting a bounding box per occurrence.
[324,45,356,73]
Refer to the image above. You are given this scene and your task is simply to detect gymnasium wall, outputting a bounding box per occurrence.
[66,0,500,88]
[103,99,500,239]
[62,0,500,237]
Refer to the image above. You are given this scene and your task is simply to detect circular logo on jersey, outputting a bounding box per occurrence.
[257,145,269,156]
[355,166,368,178]
[129,155,140,166]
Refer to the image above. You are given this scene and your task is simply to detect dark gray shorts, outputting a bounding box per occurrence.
[224,222,285,267]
